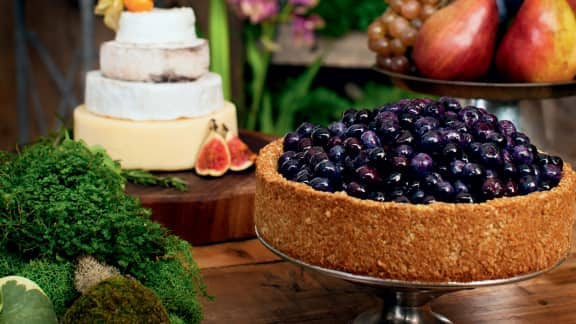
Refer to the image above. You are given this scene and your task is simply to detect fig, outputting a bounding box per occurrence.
[195,120,231,177]
[224,124,256,171]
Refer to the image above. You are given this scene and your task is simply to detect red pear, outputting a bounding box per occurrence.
[495,0,576,82]
[412,0,499,81]
[568,0,576,12]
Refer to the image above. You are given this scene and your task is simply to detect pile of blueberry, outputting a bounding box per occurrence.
[278,97,564,204]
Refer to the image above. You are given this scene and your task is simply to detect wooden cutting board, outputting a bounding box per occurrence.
[126,130,277,245]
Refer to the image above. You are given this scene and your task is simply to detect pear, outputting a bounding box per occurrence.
[495,0,576,82]
[412,0,499,81]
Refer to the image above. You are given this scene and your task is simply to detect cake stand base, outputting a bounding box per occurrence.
[256,228,566,324]
[353,287,464,324]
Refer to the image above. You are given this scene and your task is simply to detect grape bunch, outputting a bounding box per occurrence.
[278,97,564,204]
[367,0,450,74]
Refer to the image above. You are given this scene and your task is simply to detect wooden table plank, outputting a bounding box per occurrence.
[196,240,576,323]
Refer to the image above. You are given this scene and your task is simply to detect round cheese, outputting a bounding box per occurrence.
[116,8,200,46]
[100,40,209,82]
[73,102,238,171]
[85,71,223,121]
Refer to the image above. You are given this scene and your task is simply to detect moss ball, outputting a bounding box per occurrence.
[62,276,169,324]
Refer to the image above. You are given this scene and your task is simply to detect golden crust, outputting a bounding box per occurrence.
[255,140,576,282]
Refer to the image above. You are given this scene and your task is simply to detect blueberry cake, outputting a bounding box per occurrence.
[255,97,576,282]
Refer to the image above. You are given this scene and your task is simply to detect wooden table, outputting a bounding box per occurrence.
[194,238,576,323]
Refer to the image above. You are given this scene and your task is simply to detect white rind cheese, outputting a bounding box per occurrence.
[85,71,224,121]
[100,40,210,82]
[116,8,200,46]
[73,102,238,171]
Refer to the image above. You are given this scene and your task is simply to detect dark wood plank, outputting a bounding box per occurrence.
[126,131,277,245]
[194,239,279,269]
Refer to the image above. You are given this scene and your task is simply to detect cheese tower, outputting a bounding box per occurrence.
[74,7,238,171]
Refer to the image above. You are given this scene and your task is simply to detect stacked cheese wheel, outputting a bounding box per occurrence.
[74,8,238,171]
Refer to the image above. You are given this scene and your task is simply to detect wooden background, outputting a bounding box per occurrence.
[0,0,243,150]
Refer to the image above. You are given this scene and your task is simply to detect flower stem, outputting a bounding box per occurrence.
[209,0,231,100]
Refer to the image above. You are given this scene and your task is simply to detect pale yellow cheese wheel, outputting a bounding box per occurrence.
[73,102,237,171]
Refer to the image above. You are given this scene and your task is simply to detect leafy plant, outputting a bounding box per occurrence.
[0,276,58,324]
[312,0,388,37]
[0,138,168,272]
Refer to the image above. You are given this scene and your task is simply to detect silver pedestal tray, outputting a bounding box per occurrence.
[256,228,565,324]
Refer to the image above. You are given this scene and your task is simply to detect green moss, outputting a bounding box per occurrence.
[0,252,77,317]
[62,276,170,324]
[131,236,208,324]
[169,313,186,324]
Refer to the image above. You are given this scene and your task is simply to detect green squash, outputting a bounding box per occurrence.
[0,276,58,324]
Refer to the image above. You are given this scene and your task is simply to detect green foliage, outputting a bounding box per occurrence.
[121,169,188,191]
[312,0,388,37]
[0,276,58,324]
[131,236,209,324]
[169,313,186,324]
[18,259,77,317]
[0,138,168,272]
[0,252,78,317]
[62,276,170,324]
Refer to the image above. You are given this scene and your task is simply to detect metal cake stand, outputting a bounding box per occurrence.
[256,228,566,324]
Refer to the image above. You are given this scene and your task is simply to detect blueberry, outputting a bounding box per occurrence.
[328,145,346,163]
[446,120,468,133]
[414,116,439,136]
[541,164,562,184]
[535,153,551,166]
[355,109,371,124]
[459,107,482,127]
[356,165,382,186]
[398,113,418,129]
[295,168,313,184]
[311,127,330,147]
[419,130,443,152]
[341,110,357,126]
[512,145,534,165]
[435,180,455,201]
[479,143,503,167]
[516,164,538,180]
[481,178,504,200]
[467,142,483,159]
[393,196,411,203]
[549,156,564,169]
[463,163,485,183]
[385,171,404,187]
[309,152,329,170]
[460,133,474,147]
[375,111,399,123]
[345,181,367,198]
[392,156,409,170]
[453,179,469,194]
[326,136,343,149]
[368,147,389,168]
[376,119,400,142]
[278,151,297,167]
[518,175,538,194]
[444,111,459,122]
[395,129,415,145]
[486,132,506,147]
[361,130,381,149]
[283,132,300,151]
[296,122,315,137]
[422,195,437,204]
[278,159,300,179]
[442,129,462,143]
[370,191,387,202]
[498,120,516,137]
[504,180,518,196]
[395,144,414,158]
[344,137,363,157]
[297,137,313,152]
[310,177,333,192]
[442,143,462,161]
[411,153,434,176]
[314,160,340,182]
[439,96,462,112]
[512,132,531,146]
[410,189,427,204]
[481,113,498,126]
[473,121,494,141]
[484,169,499,179]
[328,121,346,137]
[538,180,553,192]
[345,124,368,139]
[455,192,474,203]
[502,162,517,180]
[424,172,443,189]
[304,146,325,163]
[423,102,445,118]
